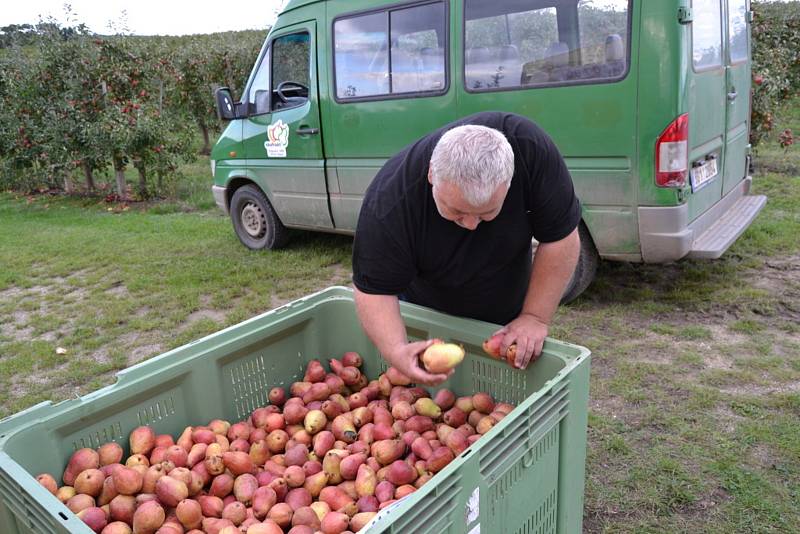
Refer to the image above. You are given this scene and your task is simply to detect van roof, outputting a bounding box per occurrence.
[282,0,323,15]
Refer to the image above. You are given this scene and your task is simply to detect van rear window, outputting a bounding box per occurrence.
[728,0,749,64]
[334,2,447,100]
[464,0,629,92]
[692,0,723,70]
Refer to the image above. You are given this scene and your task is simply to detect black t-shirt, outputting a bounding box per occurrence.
[352,111,581,325]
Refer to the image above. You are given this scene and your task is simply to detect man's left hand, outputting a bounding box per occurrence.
[493,313,549,369]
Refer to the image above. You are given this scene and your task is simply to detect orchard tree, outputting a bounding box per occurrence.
[39,30,109,191]
[172,43,218,155]
[93,37,195,199]
[751,0,800,147]
[0,20,108,193]
[170,31,265,154]
[211,30,267,100]
[0,36,56,191]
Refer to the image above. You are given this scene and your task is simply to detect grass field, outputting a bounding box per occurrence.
[1,103,798,532]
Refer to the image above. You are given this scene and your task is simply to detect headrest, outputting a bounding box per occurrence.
[605,34,624,62]
[499,44,519,62]
[467,47,491,64]
[420,47,442,69]
[546,42,569,68]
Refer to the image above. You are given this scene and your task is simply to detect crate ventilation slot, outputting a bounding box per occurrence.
[389,471,460,533]
[0,474,62,532]
[230,353,273,419]
[137,396,176,426]
[488,426,560,508]
[72,421,123,450]
[479,382,569,481]
[471,358,527,405]
[515,489,558,534]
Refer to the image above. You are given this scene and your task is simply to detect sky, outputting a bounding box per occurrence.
[0,0,287,35]
[2,0,793,36]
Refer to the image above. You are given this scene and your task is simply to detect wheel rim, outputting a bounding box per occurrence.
[241,201,267,238]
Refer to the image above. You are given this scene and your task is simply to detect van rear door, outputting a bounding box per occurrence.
[687,0,727,221]
[722,0,751,195]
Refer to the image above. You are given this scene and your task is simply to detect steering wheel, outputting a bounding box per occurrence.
[276,81,309,103]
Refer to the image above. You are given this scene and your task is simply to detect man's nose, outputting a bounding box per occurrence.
[458,215,480,230]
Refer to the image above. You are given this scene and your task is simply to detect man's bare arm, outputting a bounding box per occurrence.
[496,227,580,367]
[353,287,451,385]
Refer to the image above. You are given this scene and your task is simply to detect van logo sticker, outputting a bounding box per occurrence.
[265,120,289,157]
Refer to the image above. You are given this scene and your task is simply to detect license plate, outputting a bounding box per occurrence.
[690,157,718,192]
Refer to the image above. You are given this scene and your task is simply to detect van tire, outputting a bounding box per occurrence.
[230,184,289,250]
[560,223,598,304]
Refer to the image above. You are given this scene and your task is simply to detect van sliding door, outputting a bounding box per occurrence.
[458,0,638,259]
[323,1,456,231]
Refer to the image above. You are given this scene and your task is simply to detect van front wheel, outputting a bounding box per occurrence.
[560,223,598,304]
[230,184,289,250]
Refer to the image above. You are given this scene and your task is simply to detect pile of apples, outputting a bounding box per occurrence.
[35,345,514,534]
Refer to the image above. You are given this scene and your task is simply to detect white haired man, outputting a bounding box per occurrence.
[352,112,581,385]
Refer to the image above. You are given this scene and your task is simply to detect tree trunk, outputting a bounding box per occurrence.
[63,175,73,194]
[199,121,211,155]
[136,163,148,199]
[113,156,126,198]
[83,161,95,192]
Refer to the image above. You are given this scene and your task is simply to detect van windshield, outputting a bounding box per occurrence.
[464,0,629,91]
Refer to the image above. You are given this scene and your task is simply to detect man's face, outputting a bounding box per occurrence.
[428,171,509,230]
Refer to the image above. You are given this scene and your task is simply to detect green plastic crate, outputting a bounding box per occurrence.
[0,286,590,534]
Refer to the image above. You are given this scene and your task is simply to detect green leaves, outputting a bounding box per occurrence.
[751,1,800,147]
[0,24,265,196]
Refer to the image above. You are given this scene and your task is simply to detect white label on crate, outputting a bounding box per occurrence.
[466,486,480,524]
[468,524,481,534]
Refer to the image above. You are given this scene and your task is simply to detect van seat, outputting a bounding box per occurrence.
[336,50,389,97]
[479,45,522,87]
[545,42,570,82]
[392,49,423,93]
[420,47,446,90]
[499,44,520,63]
[545,42,570,68]
[420,47,443,70]
[605,34,624,62]
[466,47,491,65]
[604,34,625,76]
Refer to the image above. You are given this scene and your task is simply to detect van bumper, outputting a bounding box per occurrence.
[212,185,229,215]
[638,177,767,263]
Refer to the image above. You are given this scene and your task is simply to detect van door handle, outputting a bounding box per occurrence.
[727,91,738,102]
[296,127,319,135]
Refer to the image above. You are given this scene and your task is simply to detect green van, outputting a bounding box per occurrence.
[211,0,765,300]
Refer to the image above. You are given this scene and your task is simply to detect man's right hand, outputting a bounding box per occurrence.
[385,339,453,386]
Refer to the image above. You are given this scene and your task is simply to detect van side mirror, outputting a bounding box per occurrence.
[215,87,238,120]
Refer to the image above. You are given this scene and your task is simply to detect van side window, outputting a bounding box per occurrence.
[334,2,447,100]
[692,0,723,70]
[728,0,749,63]
[271,32,311,111]
[248,49,271,115]
[464,0,629,91]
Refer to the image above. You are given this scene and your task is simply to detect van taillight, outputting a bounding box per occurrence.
[655,114,688,187]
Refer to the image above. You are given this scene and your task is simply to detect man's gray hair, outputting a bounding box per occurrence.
[429,124,515,206]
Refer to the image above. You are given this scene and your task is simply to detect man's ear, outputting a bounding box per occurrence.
[427,168,433,186]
